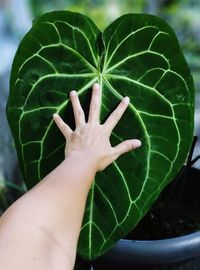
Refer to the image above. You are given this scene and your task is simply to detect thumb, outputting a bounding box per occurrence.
[113,139,141,159]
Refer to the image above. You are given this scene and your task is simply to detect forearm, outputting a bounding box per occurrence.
[20,153,95,248]
[0,83,141,270]
[0,154,95,269]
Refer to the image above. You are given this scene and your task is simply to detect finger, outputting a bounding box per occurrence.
[70,90,85,127]
[104,96,130,132]
[88,83,101,123]
[112,139,141,159]
[53,113,73,139]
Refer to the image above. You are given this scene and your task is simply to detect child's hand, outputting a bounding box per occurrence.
[53,83,141,172]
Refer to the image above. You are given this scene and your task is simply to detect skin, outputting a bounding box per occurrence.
[0,83,141,270]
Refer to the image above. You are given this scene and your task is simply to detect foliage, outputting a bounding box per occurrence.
[0,178,26,215]
[28,0,200,92]
[159,0,200,93]
[29,0,145,30]
[6,11,194,259]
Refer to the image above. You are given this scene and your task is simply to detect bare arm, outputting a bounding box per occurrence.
[0,83,141,270]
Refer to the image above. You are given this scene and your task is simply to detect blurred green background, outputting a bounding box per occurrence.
[0,0,199,213]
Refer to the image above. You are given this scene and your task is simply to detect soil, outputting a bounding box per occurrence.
[125,167,200,240]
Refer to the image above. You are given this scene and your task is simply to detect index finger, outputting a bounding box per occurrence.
[104,96,130,132]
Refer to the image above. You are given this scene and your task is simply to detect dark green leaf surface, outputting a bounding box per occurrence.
[7,11,194,259]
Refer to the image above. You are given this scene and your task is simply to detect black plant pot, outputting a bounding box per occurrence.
[74,138,200,270]
[92,231,200,269]
[92,166,200,270]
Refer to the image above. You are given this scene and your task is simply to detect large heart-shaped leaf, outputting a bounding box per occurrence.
[7,11,194,260]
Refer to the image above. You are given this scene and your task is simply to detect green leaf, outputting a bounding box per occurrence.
[7,11,194,260]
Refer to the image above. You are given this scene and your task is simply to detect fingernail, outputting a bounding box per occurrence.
[123,96,130,103]
[70,90,76,96]
[94,83,100,88]
[132,139,142,148]
[93,83,100,93]
[53,113,58,118]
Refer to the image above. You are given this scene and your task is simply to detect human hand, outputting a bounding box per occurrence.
[53,83,141,172]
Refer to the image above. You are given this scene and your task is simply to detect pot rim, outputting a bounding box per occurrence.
[102,230,200,264]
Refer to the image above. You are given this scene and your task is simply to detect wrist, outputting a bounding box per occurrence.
[65,151,97,171]
[62,151,97,189]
